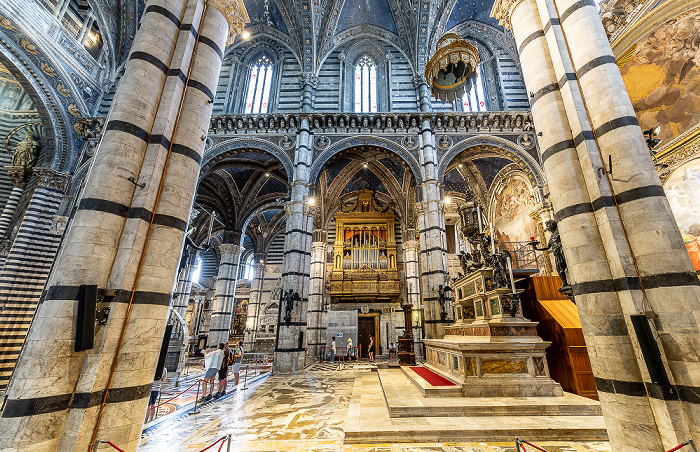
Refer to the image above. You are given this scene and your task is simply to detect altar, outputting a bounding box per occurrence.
[422,194,562,397]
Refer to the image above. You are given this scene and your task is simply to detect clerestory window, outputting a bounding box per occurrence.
[354,56,378,113]
[244,55,274,114]
[461,66,488,112]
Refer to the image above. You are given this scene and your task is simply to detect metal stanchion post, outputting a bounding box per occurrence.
[155,390,162,420]
[226,433,231,452]
[241,359,249,390]
[189,380,201,415]
[515,437,521,451]
[689,439,697,452]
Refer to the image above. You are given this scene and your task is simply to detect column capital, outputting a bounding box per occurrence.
[414,201,428,215]
[490,0,526,29]
[404,239,420,252]
[300,74,319,89]
[218,243,242,255]
[207,0,250,45]
[4,166,30,188]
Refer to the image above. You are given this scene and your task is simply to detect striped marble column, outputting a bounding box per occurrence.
[402,235,422,309]
[300,75,317,113]
[274,117,313,374]
[417,118,451,339]
[306,233,327,360]
[0,0,248,449]
[172,255,197,328]
[0,169,26,240]
[0,169,69,392]
[209,243,242,345]
[493,0,700,448]
[243,257,265,351]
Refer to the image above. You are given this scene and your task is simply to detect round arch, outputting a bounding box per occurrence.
[309,136,423,186]
[239,200,285,248]
[200,138,295,185]
[437,135,545,188]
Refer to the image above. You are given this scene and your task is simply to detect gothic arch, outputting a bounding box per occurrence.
[437,135,545,188]
[317,26,413,71]
[201,138,295,185]
[309,136,423,186]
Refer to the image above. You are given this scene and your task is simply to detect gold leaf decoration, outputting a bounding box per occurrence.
[21,39,38,55]
[67,104,80,117]
[57,84,70,97]
[40,62,56,77]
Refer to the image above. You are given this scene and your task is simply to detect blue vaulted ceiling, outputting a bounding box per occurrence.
[337,0,398,34]
[244,0,288,33]
[446,0,502,30]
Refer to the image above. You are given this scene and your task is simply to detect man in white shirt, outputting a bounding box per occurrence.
[200,343,224,403]
[347,338,353,361]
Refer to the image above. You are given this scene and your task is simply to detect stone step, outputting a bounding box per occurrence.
[344,414,609,443]
[378,369,602,417]
[346,371,608,444]
[400,365,463,397]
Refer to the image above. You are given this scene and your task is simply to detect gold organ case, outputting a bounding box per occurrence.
[330,190,401,302]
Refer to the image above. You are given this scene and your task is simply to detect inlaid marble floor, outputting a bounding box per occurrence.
[138,365,612,451]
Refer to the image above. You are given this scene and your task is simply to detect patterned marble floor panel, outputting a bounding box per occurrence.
[137,367,612,452]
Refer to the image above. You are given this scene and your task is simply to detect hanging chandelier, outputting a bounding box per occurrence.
[425,33,479,103]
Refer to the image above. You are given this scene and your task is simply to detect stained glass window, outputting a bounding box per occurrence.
[355,56,378,113]
[244,56,274,114]
[461,66,488,112]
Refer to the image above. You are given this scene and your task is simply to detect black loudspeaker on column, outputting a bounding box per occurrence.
[75,284,97,352]
[155,324,173,380]
[630,314,670,386]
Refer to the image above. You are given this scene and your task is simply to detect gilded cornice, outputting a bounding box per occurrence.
[490,0,527,29]
[655,122,700,184]
[207,0,250,45]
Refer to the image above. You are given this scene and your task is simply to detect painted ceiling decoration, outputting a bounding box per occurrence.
[236,0,507,71]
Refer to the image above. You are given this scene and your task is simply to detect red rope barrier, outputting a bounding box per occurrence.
[667,441,690,452]
[100,441,126,452]
[520,440,551,452]
[152,379,201,409]
[196,436,226,452]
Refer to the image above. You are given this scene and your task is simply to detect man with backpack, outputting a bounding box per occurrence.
[231,340,244,389]
[214,341,232,398]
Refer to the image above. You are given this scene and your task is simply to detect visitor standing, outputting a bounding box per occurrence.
[347,337,353,361]
[214,341,231,398]
[330,337,336,363]
[231,340,244,389]
[200,343,224,403]
[145,367,167,423]
[389,342,396,361]
[368,336,375,362]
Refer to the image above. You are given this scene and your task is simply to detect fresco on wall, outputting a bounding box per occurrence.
[663,158,700,270]
[492,176,538,250]
[620,11,700,141]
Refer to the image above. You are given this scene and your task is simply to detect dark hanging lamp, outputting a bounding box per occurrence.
[425,33,479,102]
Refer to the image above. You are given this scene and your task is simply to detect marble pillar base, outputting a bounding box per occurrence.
[423,328,563,397]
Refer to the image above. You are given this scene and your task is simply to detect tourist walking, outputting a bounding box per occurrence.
[200,343,224,403]
[330,337,336,363]
[368,336,375,362]
[145,367,167,423]
[231,340,244,389]
[214,341,232,398]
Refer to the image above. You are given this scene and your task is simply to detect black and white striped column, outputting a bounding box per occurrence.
[418,117,451,339]
[0,169,69,392]
[493,0,700,447]
[274,117,313,373]
[306,233,327,360]
[0,0,247,449]
[243,256,265,351]
[0,169,25,241]
[209,242,242,345]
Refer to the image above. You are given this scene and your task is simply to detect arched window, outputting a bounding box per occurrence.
[244,55,274,114]
[461,66,488,112]
[354,56,378,113]
[243,254,255,280]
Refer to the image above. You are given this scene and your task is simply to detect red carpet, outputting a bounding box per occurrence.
[410,366,456,386]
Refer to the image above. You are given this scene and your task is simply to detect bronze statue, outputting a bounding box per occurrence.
[437,284,453,320]
[282,289,300,325]
[490,250,510,289]
[531,220,570,291]
[10,130,38,169]
[459,251,479,274]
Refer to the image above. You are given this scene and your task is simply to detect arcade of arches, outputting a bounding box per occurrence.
[0,0,700,450]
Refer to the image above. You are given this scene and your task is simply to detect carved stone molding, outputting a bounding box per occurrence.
[207,0,250,45]
[4,166,30,188]
[490,0,527,29]
[218,243,242,255]
[32,167,70,192]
